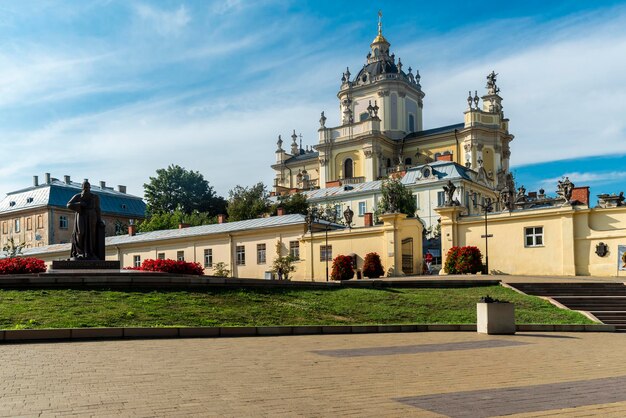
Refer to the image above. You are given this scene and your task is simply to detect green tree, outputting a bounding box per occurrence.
[270,241,297,280]
[271,192,309,215]
[2,237,25,258]
[138,209,216,232]
[227,182,270,221]
[143,165,227,216]
[378,178,417,217]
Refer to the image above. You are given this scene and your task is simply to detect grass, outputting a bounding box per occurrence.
[0,285,595,329]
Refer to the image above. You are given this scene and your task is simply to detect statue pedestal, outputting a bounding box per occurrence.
[51,260,121,270]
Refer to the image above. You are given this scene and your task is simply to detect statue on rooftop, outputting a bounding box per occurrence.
[557,177,574,202]
[67,181,105,260]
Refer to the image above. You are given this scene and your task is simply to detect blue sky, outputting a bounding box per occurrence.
[1,1,625,204]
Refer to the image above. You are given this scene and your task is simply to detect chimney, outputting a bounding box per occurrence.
[178,223,190,229]
[572,186,590,206]
[33,176,39,187]
[364,212,373,227]
[528,191,537,199]
[128,220,136,237]
[277,207,286,216]
[64,175,71,184]
[100,181,106,189]
[45,173,51,184]
[217,214,227,224]
[117,185,126,194]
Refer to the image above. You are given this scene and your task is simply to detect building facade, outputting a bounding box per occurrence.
[12,213,424,281]
[270,18,515,231]
[437,184,626,277]
[0,173,146,249]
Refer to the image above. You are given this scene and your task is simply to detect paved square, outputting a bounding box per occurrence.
[1,332,626,416]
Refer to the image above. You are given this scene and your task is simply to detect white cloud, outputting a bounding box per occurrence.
[538,171,626,189]
[134,4,191,36]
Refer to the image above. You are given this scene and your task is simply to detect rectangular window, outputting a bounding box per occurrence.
[525,227,544,247]
[289,241,300,260]
[415,194,420,210]
[334,204,341,218]
[59,215,68,229]
[437,191,445,207]
[257,243,266,264]
[177,251,185,261]
[37,215,43,229]
[2,222,7,234]
[26,218,32,231]
[157,252,165,260]
[236,245,245,265]
[14,219,20,233]
[320,245,333,262]
[204,249,213,268]
[358,201,366,216]
[133,255,141,267]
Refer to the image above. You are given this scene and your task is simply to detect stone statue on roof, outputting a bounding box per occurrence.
[442,180,457,206]
[557,177,574,202]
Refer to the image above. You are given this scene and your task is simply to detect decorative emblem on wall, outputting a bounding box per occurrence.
[595,242,608,257]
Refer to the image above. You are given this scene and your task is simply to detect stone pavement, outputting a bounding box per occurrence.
[1,332,626,417]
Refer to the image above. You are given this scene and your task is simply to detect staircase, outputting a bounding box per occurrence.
[507,282,626,332]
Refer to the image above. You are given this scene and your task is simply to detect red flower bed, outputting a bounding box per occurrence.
[0,257,47,275]
[128,259,204,275]
[331,255,355,281]
[444,246,483,274]
[362,252,385,278]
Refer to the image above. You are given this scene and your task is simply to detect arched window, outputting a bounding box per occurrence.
[408,114,415,132]
[405,158,412,166]
[344,158,354,179]
[360,112,369,122]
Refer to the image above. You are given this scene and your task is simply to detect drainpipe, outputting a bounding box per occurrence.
[228,233,235,278]
[454,129,460,165]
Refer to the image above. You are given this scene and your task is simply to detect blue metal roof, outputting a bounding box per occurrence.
[0,180,145,217]
[285,151,319,164]
[403,123,465,140]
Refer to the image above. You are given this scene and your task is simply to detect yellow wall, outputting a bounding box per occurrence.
[438,205,626,277]
[26,214,423,281]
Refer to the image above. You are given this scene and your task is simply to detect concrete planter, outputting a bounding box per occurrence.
[477,302,515,335]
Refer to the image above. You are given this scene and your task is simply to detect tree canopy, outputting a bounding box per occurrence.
[227,182,270,221]
[143,165,226,216]
[378,178,417,217]
[138,209,216,232]
[271,192,309,216]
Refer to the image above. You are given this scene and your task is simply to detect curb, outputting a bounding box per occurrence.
[0,324,616,343]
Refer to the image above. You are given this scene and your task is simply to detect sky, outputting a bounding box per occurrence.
[1,0,625,205]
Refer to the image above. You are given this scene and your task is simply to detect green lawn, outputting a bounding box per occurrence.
[0,285,594,329]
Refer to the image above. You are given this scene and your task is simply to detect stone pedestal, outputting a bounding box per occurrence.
[52,260,121,270]
[477,302,515,335]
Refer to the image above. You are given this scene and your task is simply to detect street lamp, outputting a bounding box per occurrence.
[305,206,338,282]
[472,193,494,275]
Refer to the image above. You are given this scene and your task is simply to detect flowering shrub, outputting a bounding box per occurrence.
[444,246,483,274]
[331,255,355,281]
[0,257,47,275]
[362,252,384,278]
[128,259,204,275]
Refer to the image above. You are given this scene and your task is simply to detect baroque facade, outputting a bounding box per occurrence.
[271,18,515,230]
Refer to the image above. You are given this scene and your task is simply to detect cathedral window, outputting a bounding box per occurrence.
[344,158,354,179]
[405,158,412,166]
[386,158,391,168]
[408,114,415,132]
[359,112,369,122]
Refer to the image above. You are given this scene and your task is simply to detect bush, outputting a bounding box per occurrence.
[444,246,483,274]
[0,257,47,275]
[331,255,355,281]
[362,252,384,278]
[128,259,204,275]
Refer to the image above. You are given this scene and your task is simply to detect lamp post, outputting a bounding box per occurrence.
[472,193,494,275]
[306,206,337,282]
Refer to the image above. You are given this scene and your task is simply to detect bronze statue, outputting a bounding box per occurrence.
[67,181,105,260]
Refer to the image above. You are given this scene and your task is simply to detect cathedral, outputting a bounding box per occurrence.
[271,16,515,232]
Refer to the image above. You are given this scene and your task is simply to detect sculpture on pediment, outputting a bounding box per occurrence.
[442,180,458,207]
[557,177,574,202]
